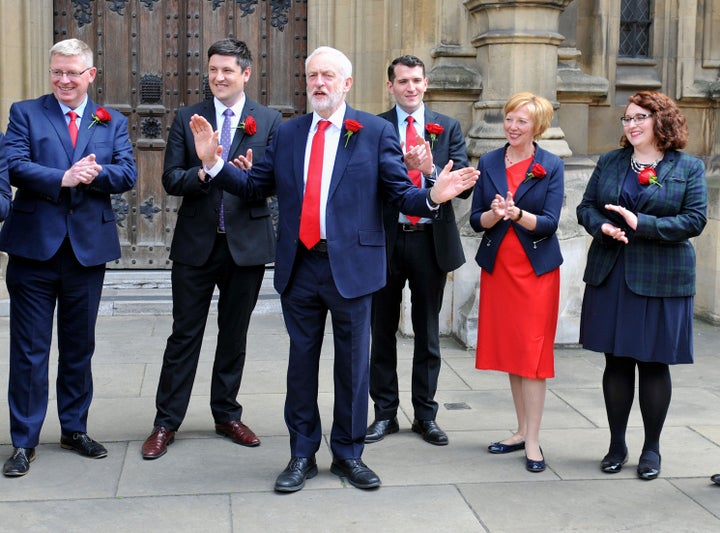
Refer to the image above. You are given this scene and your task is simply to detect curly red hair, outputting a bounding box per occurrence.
[620,91,688,151]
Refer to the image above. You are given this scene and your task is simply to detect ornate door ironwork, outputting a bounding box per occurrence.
[54,0,307,268]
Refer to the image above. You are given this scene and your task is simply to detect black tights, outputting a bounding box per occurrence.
[603,353,672,457]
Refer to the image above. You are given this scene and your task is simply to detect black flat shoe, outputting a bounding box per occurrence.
[711,474,720,485]
[488,441,525,454]
[637,450,661,481]
[525,448,545,473]
[3,447,36,477]
[411,419,448,446]
[601,453,628,474]
[274,456,318,493]
[60,433,107,459]
[365,418,399,443]
[330,458,381,489]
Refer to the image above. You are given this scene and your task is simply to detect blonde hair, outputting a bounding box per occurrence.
[503,92,554,140]
[49,38,94,68]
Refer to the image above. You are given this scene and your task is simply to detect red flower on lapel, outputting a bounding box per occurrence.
[343,119,363,147]
[638,167,662,187]
[238,115,257,135]
[88,107,111,129]
[523,162,547,184]
[425,123,444,149]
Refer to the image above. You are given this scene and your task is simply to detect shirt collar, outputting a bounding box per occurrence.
[312,102,347,131]
[59,95,89,118]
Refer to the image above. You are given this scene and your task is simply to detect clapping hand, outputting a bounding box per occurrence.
[430,160,479,203]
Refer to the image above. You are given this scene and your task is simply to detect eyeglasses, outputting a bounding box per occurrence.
[49,67,91,80]
[620,113,653,125]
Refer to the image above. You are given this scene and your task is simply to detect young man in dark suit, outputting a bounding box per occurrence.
[1,38,137,477]
[366,55,471,446]
[140,39,281,460]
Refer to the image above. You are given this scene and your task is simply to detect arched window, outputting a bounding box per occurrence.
[619,0,652,57]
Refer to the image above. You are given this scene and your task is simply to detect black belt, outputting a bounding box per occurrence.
[306,239,328,256]
[399,223,430,232]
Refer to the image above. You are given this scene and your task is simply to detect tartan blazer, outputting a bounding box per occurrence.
[576,147,707,297]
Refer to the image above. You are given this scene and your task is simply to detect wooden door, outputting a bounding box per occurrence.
[53,0,308,268]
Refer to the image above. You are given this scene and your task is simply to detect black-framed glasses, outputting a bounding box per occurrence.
[620,113,653,125]
[49,67,92,80]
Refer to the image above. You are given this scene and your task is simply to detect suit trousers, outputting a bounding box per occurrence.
[370,228,446,421]
[6,238,105,447]
[280,248,371,460]
[154,234,265,430]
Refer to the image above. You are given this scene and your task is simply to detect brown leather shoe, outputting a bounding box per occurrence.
[142,426,175,460]
[215,420,260,447]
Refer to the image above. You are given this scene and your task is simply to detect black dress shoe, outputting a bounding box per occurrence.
[600,452,628,474]
[365,418,399,443]
[711,473,720,485]
[60,432,108,458]
[274,457,318,493]
[411,419,448,446]
[3,447,36,477]
[637,450,661,481]
[525,448,546,473]
[488,441,525,454]
[330,458,381,489]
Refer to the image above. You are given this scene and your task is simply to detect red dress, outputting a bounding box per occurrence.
[475,158,559,379]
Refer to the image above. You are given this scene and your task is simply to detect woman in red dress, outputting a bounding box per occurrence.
[469,92,564,472]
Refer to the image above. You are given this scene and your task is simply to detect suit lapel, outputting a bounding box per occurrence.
[44,96,75,161]
[74,101,96,158]
[635,151,674,211]
[293,114,313,201]
[230,99,253,158]
[327,108,354,200]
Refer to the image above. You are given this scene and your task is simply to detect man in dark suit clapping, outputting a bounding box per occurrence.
[188,46,478,492]
[140,39,281,460]
[1,38,137,477]
[366,55,471,447]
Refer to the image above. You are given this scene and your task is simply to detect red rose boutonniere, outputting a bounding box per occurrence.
[638,167,662,187]
[523,162,547,184]
[238,116,257,135]
[88,107,111,129]
[425,123,444,149]
[343,119,363,147]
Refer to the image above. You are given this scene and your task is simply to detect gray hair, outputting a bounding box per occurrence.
[49,38,94,68]
[305,46,352,80]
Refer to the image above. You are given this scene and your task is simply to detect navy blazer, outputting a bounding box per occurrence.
[213,105,433,299]
[0,94,137,266]
[378,106,470,273]
[162,98,281,267]
[470,143,564,276]
[0,133,12,221]
[577,147,707,297]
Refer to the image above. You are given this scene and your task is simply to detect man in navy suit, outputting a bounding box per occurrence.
[366,55,471,447]
[188,46,478,492]
[1,38,137,477]
[141,38,281,460]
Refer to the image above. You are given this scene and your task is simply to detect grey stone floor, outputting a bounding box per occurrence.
[0,280,719,532]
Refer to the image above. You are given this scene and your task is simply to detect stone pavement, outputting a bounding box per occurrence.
[0,273,720,532]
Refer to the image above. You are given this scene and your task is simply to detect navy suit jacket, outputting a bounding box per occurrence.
[0,94,137,266]
[0,133,12,221]
[213,105,433,299]
[163,98,281,266]
[470,143,564,276]
[577,147,707,297]
[378,106,470,273]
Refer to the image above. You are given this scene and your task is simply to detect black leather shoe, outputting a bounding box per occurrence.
[711,473,720,485]
[601,452,628,474]
[488,441,525,454]
[330,458,381,489]
[526,448,546,473]
[365,418,399,443]
[411,419,448,446]
[60,432,108,458]
[274,457,318,493]
[637,450,661,480]
[3,448,36,477]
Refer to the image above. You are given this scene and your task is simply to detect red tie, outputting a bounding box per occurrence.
[299,120,331,249]
[67,111,79,148]
[405,116,422,225]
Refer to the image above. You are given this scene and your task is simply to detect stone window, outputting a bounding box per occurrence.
[619,0,652,57]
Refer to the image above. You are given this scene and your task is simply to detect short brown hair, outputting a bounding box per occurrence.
[620,91,688,150]
[503,92,554,140]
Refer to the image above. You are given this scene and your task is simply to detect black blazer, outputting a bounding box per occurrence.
[162,98,281,266]
[378,106,471,273]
